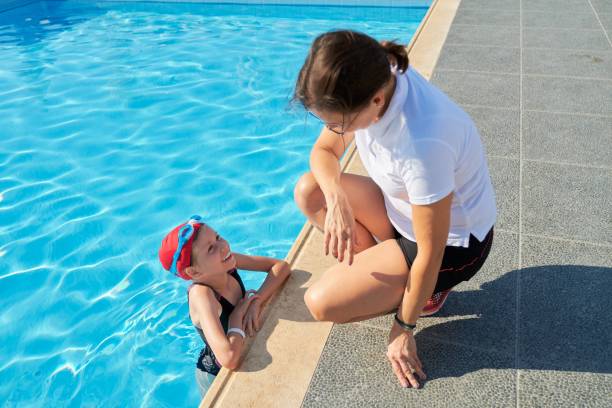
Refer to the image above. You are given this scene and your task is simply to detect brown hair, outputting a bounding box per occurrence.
[293,30,409,114]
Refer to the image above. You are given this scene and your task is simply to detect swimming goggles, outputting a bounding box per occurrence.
[170,214,204,276]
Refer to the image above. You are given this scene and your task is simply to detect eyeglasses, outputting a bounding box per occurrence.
[170,214,204,276]
[308,108,363,136]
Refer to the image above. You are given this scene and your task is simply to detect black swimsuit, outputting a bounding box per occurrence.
[189,269,246,376]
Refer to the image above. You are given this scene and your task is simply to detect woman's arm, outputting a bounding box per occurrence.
[310,127,354,198]
[234,253,291,306]
[397,193,452,325]
[310,128,358,264]
[386,193,452,388]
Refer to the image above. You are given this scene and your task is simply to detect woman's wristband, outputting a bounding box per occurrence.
[227,327,246,338]
[394,313,416,332]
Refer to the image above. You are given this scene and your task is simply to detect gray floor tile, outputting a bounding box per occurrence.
[523,111,612,167]
[519,371,612,408]
[523,28,611,51]
[302,324,516,408]
[523,75,612,115]
[519,238,612,408]
[522,161,612,244]
[519,238,612,395]
[436,45,519,73]
[445,24,519,47]
[362,231,519,356]
[457,0,519,11]
[598,12,612,31]
[522,0,592,11]
[466,106,520,158]
[431,71,519,109]
[521,234,612,267]
[591,0,612,14]
[453,8,519,27]
[489,158,520,232]
[523,11,600,29]
[523,48,612,79]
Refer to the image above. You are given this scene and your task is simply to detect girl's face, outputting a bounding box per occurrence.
[188,225,236,281]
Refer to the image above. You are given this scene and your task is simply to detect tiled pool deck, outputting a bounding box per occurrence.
[203,0,612,406]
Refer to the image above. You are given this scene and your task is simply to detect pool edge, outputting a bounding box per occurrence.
[200,1,459,406]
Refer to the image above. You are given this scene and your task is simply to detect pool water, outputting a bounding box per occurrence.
[0,1,428,406]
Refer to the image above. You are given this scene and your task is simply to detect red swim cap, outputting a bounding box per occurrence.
[158,222,203,280]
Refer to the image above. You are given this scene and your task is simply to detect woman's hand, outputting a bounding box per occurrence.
[324,189,357,265]
[387,323,426,388]
[242,295,263,337]
[228,290,260,330]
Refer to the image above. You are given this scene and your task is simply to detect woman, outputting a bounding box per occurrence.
[292,31,496,388]
[158,215,291,396]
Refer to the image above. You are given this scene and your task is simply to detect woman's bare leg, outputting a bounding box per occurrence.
[294,171,395,253]
[304,239,410,323]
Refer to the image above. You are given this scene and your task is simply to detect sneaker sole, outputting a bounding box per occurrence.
[420,291,451,317]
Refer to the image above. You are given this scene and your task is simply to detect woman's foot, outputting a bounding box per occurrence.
[421,289,452,316]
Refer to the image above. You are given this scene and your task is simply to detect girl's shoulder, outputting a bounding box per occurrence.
[189,284,222,308]
[189,284,223,323]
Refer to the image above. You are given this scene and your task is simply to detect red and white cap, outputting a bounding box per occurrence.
[158,219,204,280]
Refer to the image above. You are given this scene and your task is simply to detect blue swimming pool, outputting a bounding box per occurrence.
[0,0,428,405]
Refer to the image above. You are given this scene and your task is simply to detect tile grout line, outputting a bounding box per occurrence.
[437,67,612,82]
[517,0,523,405]
[524,108,612,119]
[457,103,612,119]
[587,0,612,48]
[445,43,611,53]
[451,22,595,29]
[488,155,612,171]
[491,228,612,249]
[521,233,612,249]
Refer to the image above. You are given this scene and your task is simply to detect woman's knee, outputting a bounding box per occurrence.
[304,285,332,322]
[294,171,324,214]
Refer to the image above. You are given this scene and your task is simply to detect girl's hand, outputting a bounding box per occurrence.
[229,290,260,329]
[387,323,427,388]
[242,295,263,337]
[324,189,357,265]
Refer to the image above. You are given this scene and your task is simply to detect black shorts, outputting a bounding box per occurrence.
[395,227,494,294]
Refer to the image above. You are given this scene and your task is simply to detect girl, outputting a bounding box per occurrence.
[158,215,291,396]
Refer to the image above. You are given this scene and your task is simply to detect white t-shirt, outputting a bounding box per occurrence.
[354,67,496,247]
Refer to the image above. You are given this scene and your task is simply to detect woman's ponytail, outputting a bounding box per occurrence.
[293,31,409,114]
[380,40,409,73]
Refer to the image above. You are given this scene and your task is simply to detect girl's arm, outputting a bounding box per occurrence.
[190,286,255,370]
[234,253,291,305]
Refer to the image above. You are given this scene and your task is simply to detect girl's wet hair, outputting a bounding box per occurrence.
[293,30,409,114]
